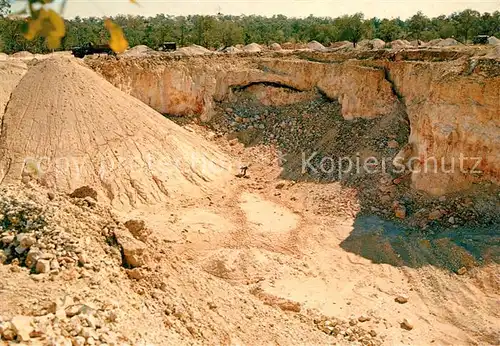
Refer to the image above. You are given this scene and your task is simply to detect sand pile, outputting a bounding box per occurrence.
[242,43,262,53]
[176,44,211,56]
[0,61,27,122]
[220,46,242,54]
[269,43,282,51]
[428,38,444,46]
[488,36,500,45]
[10,51,34,59]
[435,38,461,47]
[120,45,155,57]
[390,40,412,49]
[0,57,232,211]
[370,39,386,49]
[307,40,327,51]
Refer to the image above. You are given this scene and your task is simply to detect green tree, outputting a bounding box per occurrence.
[377,19,404,41]
[408,11,430,39]
[451,9,481,42]
[0,0,10,16]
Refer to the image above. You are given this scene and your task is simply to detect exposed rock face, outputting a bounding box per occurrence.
[87,52,499,195]
[88,57,398,121]
[388,59,500,195]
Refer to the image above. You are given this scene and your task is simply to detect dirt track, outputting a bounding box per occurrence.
[0,54,498,346]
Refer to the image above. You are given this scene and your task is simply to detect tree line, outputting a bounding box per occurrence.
[0,8,499,54]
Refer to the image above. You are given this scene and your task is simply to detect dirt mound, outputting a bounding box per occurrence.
[330,41,352,49]
[120,45,155,57]
[435,38,461,47]
[269,42,282,51]
[0,61,27,122]
[390,40,411,49]
[307,40,327,51]
[176,44,211,56]
[11,51,34,59]
[488,36,500,45]
[370,39,386,49]
[0,58,232,211]
[220,46,241,54]
[242,43,262,53]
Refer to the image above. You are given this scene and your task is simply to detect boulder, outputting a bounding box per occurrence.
[114,228,148,268]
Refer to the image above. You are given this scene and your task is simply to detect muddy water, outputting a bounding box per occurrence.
[340,215,500,271]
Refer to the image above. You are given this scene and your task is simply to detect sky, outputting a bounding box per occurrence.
[11,0,500,20]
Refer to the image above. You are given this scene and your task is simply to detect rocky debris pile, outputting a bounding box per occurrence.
[0,296,130,344]
[314,314,382,345]
[242,43,262,53]
[0,189,94,276]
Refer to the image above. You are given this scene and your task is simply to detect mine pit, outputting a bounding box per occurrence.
[0,46,498,346]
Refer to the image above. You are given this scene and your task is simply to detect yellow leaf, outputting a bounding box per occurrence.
[46,35,62,50]
[23,12,45,40]
[129,0,139,4]
[47,9,65,38]
[104,19,128,53]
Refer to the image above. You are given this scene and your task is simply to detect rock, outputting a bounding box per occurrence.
[428,210,443,220]
[113,228,148,268]
[400,318,413,330]
[448,216,455,224]
[394,205,406,219]
[358,315,371,322]
[275,182,285,189]
[124,219,146,238]
[25,248,42,268]
[65,304,84,318]
[36,259,51,274]
[395,295,409,304]
[1,323,16,340]
[387,140,399,148]
[69,186,97,201]
[11,316,34,341]
[127,268,144,280]
[457,267,467,275]
[47,191,55,200]
[77,253,89,266]
[73,336,86,346]
[1,234,15,244]
[17,233,36,248]
[81,327,98,339]
[369,329,377,337]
